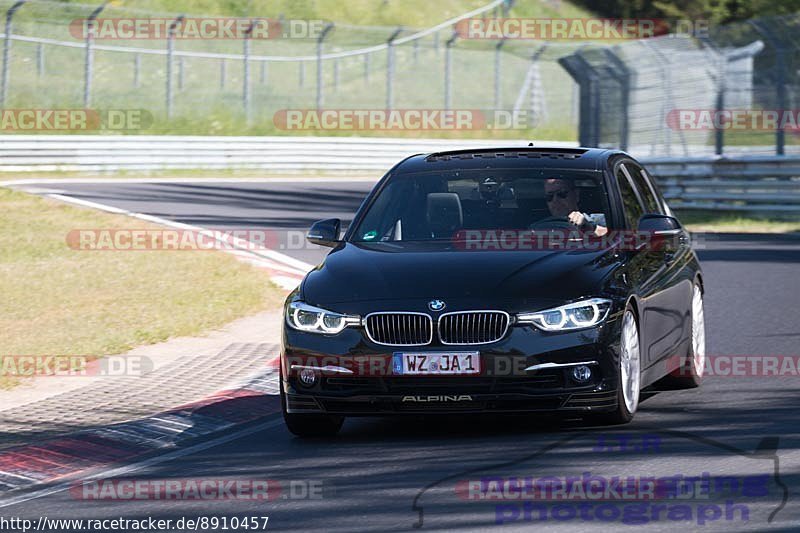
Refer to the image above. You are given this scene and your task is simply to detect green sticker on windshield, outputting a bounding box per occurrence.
[362,230,377,240]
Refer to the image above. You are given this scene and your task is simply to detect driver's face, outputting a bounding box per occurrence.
[544,179,579,217]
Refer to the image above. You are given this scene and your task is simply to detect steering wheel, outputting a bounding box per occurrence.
[530,215,577,231]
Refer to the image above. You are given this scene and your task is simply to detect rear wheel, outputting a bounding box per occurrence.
[589,307,640,425]
[281,377,343,437]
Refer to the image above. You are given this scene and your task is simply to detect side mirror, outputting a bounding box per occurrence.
[638,214,682,235]
[638,214,684,255]
[307,218,341,248]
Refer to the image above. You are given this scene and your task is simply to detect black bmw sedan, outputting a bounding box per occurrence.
[280,147,705,437]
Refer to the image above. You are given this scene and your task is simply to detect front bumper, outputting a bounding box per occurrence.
[282,313,623,416]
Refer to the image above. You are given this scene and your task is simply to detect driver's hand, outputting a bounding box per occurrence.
[567,211,586,227]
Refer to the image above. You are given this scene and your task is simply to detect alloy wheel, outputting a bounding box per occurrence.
[620,310,641,414]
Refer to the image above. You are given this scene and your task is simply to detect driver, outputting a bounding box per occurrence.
[535,177,608,236]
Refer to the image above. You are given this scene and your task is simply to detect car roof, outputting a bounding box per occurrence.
[394,146,628,173]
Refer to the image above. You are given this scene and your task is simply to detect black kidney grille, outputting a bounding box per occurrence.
[365,313,433,346]
[438,311,509,345]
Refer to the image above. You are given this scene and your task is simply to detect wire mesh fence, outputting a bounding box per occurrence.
[558,14,800,156]
[0,0,798,157]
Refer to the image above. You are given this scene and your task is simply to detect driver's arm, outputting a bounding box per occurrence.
[568,211,608,236]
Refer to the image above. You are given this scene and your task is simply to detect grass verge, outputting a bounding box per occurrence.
[676,210,800,234]
[0,188,285,388]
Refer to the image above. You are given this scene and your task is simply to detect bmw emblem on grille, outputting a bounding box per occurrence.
[428,300,446,312]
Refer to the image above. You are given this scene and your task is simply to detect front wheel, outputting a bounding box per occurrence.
[663,282,706,389]
[281,378,343,438]
[589,307,641,425]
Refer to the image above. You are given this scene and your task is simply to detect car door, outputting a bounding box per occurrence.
[621,161,693,367]
[613,162,662,368]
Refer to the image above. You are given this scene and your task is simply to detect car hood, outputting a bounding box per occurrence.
[301,241,622,313]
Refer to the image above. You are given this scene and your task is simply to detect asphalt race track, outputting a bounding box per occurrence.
[5,180,800,531]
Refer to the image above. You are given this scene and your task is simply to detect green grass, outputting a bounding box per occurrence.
[0,0,588,139]
[0,188,285,387]
[45,0,594,26]
[676,209,800,233]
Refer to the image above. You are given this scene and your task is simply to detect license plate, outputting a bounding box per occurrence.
[392,352,480,376]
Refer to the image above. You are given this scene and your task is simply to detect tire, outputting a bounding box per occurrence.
[664,282,706,389]
[280,376,344,438]
[589,306,641,425]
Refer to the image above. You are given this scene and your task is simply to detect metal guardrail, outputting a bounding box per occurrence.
[1,136,798,214]
[645,156,800,212]
[0,135,576,172]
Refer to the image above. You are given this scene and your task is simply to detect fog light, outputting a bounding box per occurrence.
[572,365,592,383]
[299,368,317,386]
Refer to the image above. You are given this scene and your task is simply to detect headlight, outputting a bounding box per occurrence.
[286,301,361,334]
[517,298,612,331]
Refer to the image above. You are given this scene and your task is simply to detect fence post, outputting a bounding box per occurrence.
[386,27,403,109]
[494,38,506,109]
[220,59,227,89]
[134,53,141,88]
[166,14,184,119]
[364,52,370,83]
[243,20,255,124]
[558,53,601,147]
[178,57,184,91]
[316,22,334,110]
[299,61,305,87]
[713,54,726,156]
[444,31,458,110]
[1,1,26,107]
[333,58,339,93]
[749,21,786,156]
[260,60,267,84]
[524,45,548,131]
[603,48,631,152]
[84,2,108,109]
[36,43,44,77]
[641,40,688,157]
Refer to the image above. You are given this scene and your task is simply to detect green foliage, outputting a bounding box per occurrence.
[572,0,800,24]
[45,0,595,25]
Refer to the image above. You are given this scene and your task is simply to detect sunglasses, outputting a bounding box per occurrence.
[545,189,571,202]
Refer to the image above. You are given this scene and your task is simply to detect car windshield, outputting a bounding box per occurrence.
[349,169,610,242]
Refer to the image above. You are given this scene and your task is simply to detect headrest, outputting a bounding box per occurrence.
[427,193,463,237]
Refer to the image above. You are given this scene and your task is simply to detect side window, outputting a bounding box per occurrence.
[624,164,661,214]
[642,167,674,216]
[616,166,644,229]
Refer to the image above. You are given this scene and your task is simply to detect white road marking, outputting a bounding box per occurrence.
[47,194,129,215]
[0,471,39,482]
[0,184,300,505]
[43,192,314,275]
[0,418,284,509]
[17,187,67,194]
[271,276,303,290]
[1,176,378,186]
